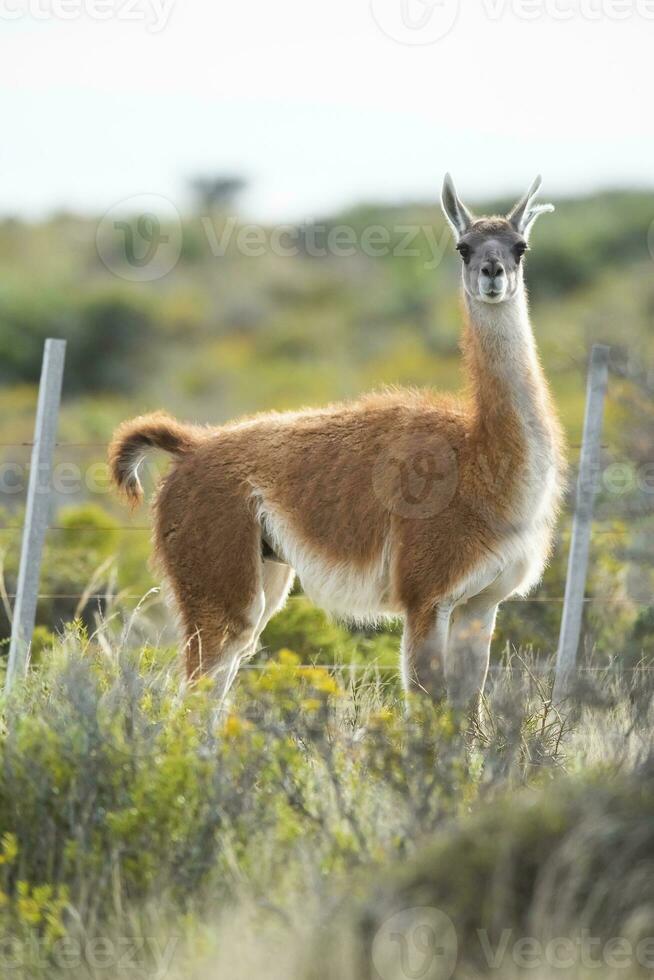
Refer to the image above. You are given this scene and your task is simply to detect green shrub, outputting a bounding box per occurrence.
[0,289,156,393]
[336,765,654,979]
[0,622,649,978]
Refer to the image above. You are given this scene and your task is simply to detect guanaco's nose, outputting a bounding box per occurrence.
[481,259,504,279]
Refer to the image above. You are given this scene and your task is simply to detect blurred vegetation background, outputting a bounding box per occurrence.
[1,182,653,664]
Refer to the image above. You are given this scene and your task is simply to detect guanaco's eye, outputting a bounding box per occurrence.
[514,241,528,261]
[456,242,471,263]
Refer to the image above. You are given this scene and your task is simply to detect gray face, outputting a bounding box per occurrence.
[456,219,528,305]
[440,173,554,306]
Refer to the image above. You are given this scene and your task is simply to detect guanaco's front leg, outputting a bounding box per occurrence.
[401,602,453,702]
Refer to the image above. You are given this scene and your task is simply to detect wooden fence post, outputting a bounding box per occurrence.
[5,339,67,693]
[553,344,610,703]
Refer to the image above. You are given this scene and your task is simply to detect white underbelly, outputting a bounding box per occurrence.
[253,466,558,621]
[451,520,552,610]
[255,494,394,622]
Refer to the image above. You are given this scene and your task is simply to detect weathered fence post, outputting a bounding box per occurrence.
[6,339,67,693]
[553,344,610,703]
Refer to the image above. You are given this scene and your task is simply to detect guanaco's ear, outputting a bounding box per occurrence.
[507,175,554,238]
[441,173,474,238]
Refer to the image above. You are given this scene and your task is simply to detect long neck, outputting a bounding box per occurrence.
[462,285,553,443]
[459,281,566,536]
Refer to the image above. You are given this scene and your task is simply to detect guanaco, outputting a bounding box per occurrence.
[109,175,565,705]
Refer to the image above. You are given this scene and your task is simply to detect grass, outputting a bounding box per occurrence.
[0,600,653,979]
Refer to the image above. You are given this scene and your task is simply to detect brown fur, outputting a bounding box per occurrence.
[108,313,564,686]
[109,412,204,507]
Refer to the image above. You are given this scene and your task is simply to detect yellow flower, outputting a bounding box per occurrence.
[0,833,18,865]
[223,715,251,738]
[302,698,322,713]
[305,668,340,695]
[278,649,301,666]
[17,894,42,926]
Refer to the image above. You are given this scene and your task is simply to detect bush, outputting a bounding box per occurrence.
[0,504,154,649]
[337,763,654,978]
[0,623,650,978]
[0,289,156,394]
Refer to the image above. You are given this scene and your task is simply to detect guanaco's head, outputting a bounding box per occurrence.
[441,174,554,305]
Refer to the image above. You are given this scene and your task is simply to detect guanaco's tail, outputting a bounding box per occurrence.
[109,411,202,506]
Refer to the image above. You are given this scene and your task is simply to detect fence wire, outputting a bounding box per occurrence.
[1,438,652,614]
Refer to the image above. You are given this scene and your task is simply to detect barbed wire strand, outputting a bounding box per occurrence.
[236,664,654,671]
[0,441,606,450]
[1,593,650,605]
[0,524,647,533]
[0,652,645,673]
[0,526,152,531]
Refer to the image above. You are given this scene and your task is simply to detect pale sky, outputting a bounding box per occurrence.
[1,0,652,221]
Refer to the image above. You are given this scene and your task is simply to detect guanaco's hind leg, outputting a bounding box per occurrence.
[182,562,293,700]
[155,486,264,694]
[182,585,266,693]
[260,561,295,631]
